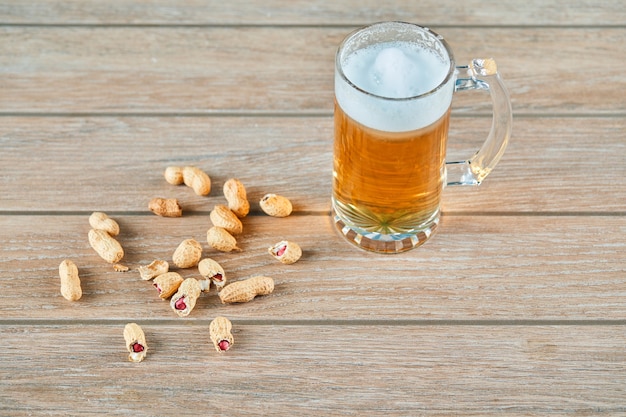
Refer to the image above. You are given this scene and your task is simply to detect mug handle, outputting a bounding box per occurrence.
[446,58,513,186]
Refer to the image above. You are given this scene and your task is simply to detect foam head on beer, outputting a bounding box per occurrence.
[336,29,456,133]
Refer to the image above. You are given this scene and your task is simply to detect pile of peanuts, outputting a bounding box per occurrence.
[58,166,302,362]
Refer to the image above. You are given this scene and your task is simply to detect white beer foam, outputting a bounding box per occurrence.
[336,40,455,132]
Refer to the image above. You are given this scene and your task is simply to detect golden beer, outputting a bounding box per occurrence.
[333,101,450,238]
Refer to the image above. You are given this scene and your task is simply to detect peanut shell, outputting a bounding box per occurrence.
[210,316,234,352]
[172,238,203,268]
[153,272,184,299]
[89,212,120,236]
[198,258,227,289]
[219,276,274,304]
[182,166,211,196]
[259,193,293,217]
[223,178,250,218]
[210,205,243,235]
[138,260,170,281]
[170,278,202,317]
[123,323,148,362]
[149,197,182,217]
[58,259,82,301]
[88,228,124,264]
[206,226,241,252]
[164,166,184,185]
[268,240,302,265]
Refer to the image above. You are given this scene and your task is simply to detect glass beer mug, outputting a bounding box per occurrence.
[333,21,512,253]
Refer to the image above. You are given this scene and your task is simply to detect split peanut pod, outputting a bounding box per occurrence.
[153,272,184,299]
[198,258,227,290]
[58,259,82,301]
[182,166,211,196]
[259,193,293,217]
[219,276,275,304]
[268,240,302,265]
[210,316,234,352]
[170,278,202,317]
[210,205,243,235]
[223,178,250,218]
[172,238,203,268]
[207,226,241,252]
[138,260,170,281]
[149,197,182,217]
[89,212,120,236]
[123,323,148,362]
[88,229,124,264]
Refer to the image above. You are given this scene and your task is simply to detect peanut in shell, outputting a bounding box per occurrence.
[259,193,292,217]
[209,205,243,235]
[206,226,241,252]
[219,276,274,304]
[88,228,124,264]
[223,178,250,218]
[172,238,203,268]
[89,212,120,236]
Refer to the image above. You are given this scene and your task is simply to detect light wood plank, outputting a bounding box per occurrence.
[1,0,624,26]
[0,27,624,114]
[0,214,624,321]
[0,323,624,415]
[1,117,624,213]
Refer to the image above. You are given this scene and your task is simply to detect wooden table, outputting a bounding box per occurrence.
[1,1,625,415]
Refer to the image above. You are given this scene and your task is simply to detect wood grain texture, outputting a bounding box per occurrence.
[1,117,624,213]
[1,214,623,321]
[1,0,624,26]
[0,27,624,114]
[1,1,625,415]
[0,324,624,416]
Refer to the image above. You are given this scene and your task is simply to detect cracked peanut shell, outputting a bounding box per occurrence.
[210,316,234,352]
[123,323,148,362]
[268,240,302,265]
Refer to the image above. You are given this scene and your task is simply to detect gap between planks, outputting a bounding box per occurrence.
[1,319,625,326]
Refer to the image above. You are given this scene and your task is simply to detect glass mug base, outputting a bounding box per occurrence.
[332,198,440,254]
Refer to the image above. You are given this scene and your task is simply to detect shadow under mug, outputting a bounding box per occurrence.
[332,21,512,254]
